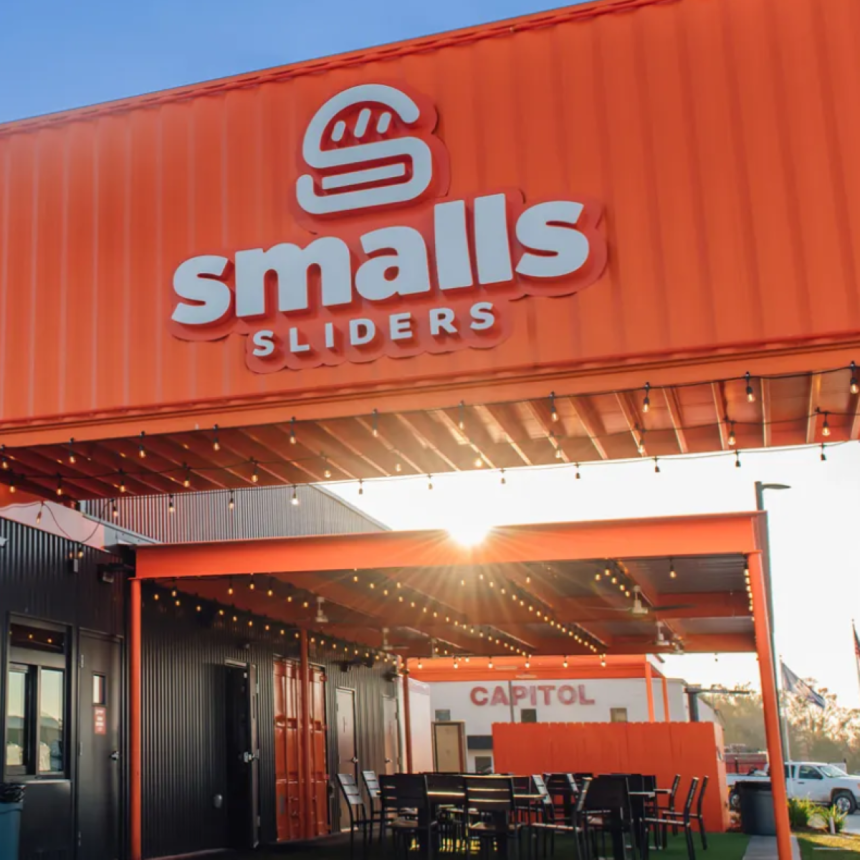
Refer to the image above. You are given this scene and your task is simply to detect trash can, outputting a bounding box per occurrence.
[737,781,776,836]
[0,783,25,860]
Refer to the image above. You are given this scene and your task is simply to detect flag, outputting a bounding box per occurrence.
[782,662,826,709]
[853,622,860,691]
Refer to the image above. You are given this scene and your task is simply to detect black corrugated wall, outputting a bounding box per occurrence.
[142,591,398,859]
[0,517,126,860]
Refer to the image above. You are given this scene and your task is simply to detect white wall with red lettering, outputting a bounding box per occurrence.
[424,677,705,772]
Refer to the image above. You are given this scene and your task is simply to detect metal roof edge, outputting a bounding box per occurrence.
[0,0,677,136]
[311,484,391,532]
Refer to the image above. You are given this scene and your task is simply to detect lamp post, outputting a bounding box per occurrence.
[754,481,791,760]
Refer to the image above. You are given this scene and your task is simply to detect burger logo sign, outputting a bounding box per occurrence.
[170,83,607,372]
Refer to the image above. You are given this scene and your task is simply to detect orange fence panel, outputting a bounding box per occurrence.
[493,721,729,832]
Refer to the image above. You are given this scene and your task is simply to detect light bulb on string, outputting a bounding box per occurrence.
[289,417,297,445]
[488,657,494,669]
[66,440,75,465]
[820,444,827,462]
[550,391,559,422]
[474,455,483,468]
[251,460,259,483]
[291,485,299,506]
[500,469,506,486]
[322,455,332,479]
[358,479,364,496]
[427,475,433,491]
[36,503,43,525]
[56,476,63,497]
[212,425,221,452]
[458,401,466,431]
[228,491,235,512]
[168,494,175,514]
[371,408,380,438]
[637,429,646,455]
[8,475,16,493]
[249,575,255,591]
[653,458,660,474]
[669,558,677,579]
[394,452,402,473]
[821,411,831,437]
[118,471,127,493]
[111,500,118,520]
[563,656,569,668]
[851,362,859,395]
[745,372,755,403]
[575,463,581,480]
[642,382,651,413]
[728,421,736,447]
[228,578,234,596]
[138,431,146,459]
[183,466,191,489]
[735,450,742,468]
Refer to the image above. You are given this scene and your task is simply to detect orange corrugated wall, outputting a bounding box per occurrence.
[1,0,859,430]
[493,721,730,832]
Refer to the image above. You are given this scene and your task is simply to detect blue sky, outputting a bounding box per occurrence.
[0,0,576,123]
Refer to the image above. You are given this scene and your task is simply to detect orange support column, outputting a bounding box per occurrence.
[645,660,656,722]
[749,553,793,860]
[662,676,671,722]
[130,579,142,860]
[300,630,313,839]
[402,658,414,773]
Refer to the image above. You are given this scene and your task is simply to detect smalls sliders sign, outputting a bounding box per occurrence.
[170,83,607,373]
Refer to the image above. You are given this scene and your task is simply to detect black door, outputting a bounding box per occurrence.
[225,664,260,848]
[78,633,122,860]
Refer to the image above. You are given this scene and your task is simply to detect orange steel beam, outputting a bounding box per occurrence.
[645,660,656,722]
[480,403,533,466]
[662,675,671,722]
[761,379,773,448]
[316,419,394,477]
[615,392,646,457]
[522,399,569,464]
[395,412,464,471]
[663,389,689,455]
[749,553,793,860]
[130,579,142,860]
[607,633,754,654]
[135,514,762,580]
[566,395,609,460]
[711,382,729,450]
[436,407,498,470]
[5,341,860,447]
[559,592,750,621]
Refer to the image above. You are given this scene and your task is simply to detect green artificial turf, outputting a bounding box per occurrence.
[797,833,860,859]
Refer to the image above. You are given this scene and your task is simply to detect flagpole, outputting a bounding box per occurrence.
[779,656,792,765]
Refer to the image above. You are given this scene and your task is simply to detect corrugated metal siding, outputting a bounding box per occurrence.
[0,517,126,860]
[142,592,398,858]
[2,0,859,431]
[82,484,384,543]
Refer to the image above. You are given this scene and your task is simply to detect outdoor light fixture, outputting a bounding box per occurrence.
[289,417,297,444]
[851,362,859,395]
[212,425,221,451]
[322,456,332,479]
[500,469,506,486]
[746,372,755,402]
[821,411,831,437]
[251,460,259,483]
[138,431,146,458]
[168,494,175,514]
[458,401,466,431]
[66,440,75,465]
[642,382,651,413]
[56,476,63,497]
[728,422,736,446]
[372,408,379,437]
[291,486,299,506]
[228,491,235,512]
[550,392,558,422]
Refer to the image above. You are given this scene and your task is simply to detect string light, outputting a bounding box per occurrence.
[56,476,63,497]
[168,493,175,514]
[428,475,433,491]
[291,485,299,506]
[372,409,379,438]
[358,479,364,496]
[138,431,146,459]
[653,458,660,474]
[249,575,255,591]
[500,469,506,486]
[669,558,677,579]
[66,440,75,465]
[118,471,127,493]
[488,657,494,669]
[228,491,235,512]
[36,504,43,525]
[642,382,651,413]
[745,371,755,403]
[821,411,831,437]
[735,450,742,468]
[8,475,16,493]
[322,455,332,479]
[820,444,827,462]
[228,578,234,596]
[183,465,191,489]
[458,401,466,431]
[636,428,646,455]
[111,500,118,520]
[289,417,297,445]
[417,658,423,669]
[550,392,559,422]
[575,463,581,480]
[563,656,568,668]
[851,362,859,395]
[212,425,221,452]
[394,452,402,473]
[728,421,737,447]
[251,460,259,483]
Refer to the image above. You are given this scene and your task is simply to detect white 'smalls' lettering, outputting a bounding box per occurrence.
[168,83,606,373]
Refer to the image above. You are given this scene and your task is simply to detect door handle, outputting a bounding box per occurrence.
[384,759,392,764]
[351,757,359,764]
[110,751,120,762]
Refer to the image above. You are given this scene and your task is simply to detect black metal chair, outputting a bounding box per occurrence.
[465,775,525,859]
[661,776,708,850]
[362,769,395,844]
[642,777,699,860]
[544,773,578,824]
[529,775,593,859]
[426,773,467,854]
[336,773,373,858]
[584,775,638,860]
[380,773,437,859]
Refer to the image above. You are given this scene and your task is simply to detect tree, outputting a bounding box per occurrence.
[710,681,860,772]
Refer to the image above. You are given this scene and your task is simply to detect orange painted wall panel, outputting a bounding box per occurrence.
[493,721,730,832]
[1,0,859,433]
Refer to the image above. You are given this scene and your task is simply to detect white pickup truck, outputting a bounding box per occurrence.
[728,762,860,815]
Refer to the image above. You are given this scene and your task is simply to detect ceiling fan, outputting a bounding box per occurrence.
[609,586,696,618]
[654,621,672,648]
[314,596,329,625]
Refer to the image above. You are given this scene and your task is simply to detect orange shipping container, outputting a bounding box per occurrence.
[1,0,859,439]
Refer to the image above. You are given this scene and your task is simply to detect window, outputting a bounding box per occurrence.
[5,621,68,779]
[93,674,106,706]
[474,755,493,774]
[6,667,29,773]
[798,766,823,781]
[610,708,629,723]
[520,708,538,723]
